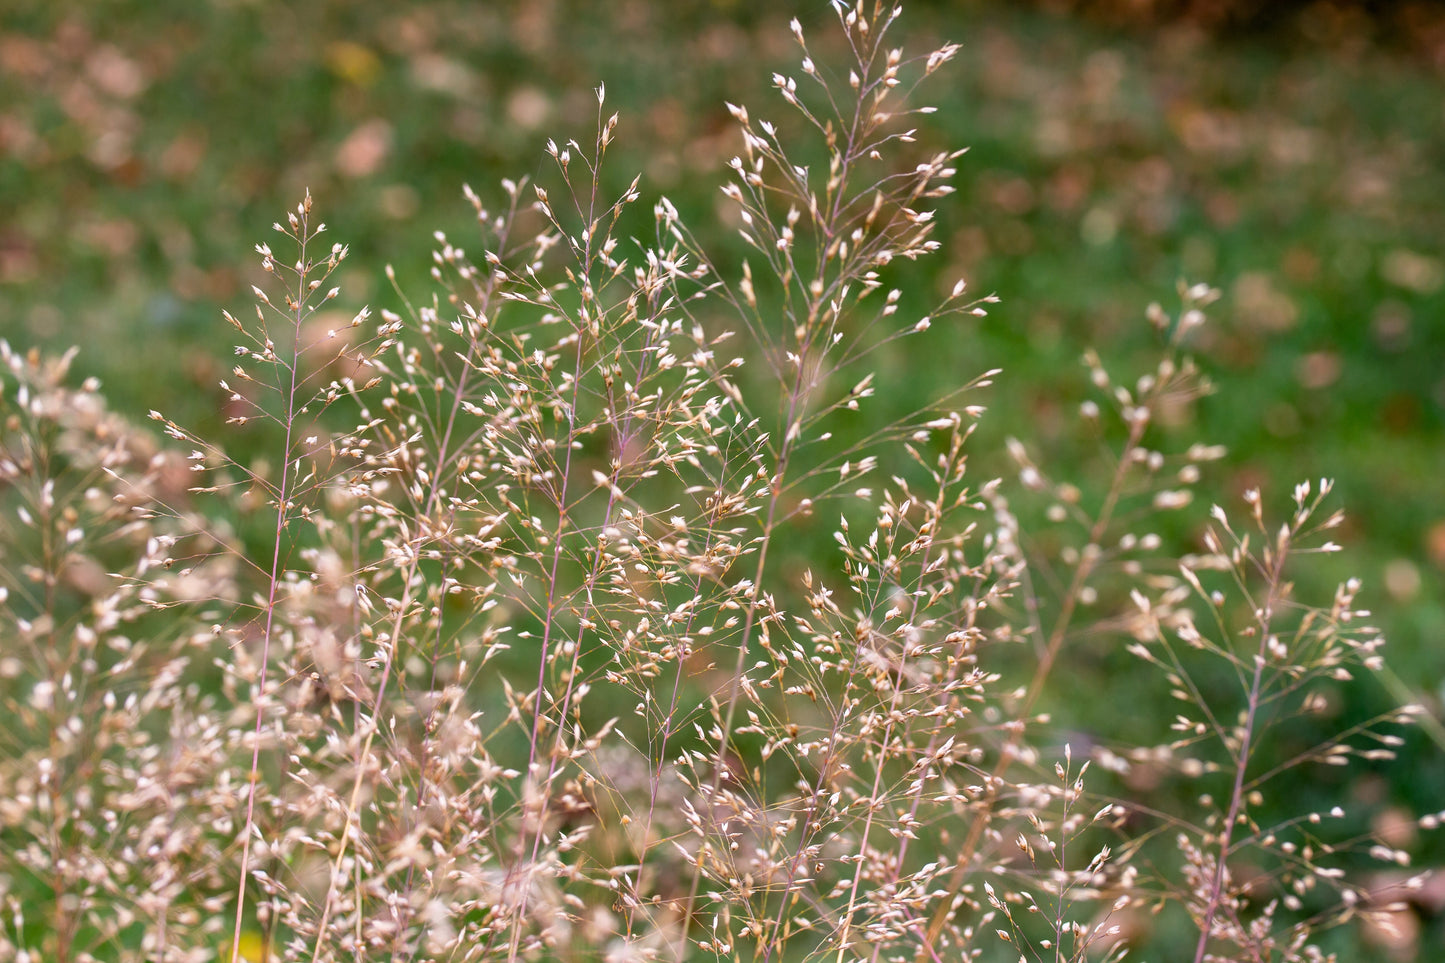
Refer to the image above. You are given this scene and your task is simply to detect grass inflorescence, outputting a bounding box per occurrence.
[0,3,1428,961]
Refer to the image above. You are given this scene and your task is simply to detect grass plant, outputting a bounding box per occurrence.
[0,3,1428,961]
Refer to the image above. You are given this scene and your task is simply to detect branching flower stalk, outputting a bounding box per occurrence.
[652,8,980,949]
[307,184,531,956]
[1193,536,1284,963]
[1178,478,1395,962]
[503,90,632,963]
[912,287,1219,959]
[388,182,530,957]
[229,192,358,963]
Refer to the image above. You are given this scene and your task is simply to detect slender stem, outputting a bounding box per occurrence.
[311,199,524,957]
[505,116,611,963]
[676,10,880,942]
[392,192,521,960]
[914,404,1150,959]
[231,219,311,963]
[1192,554,1282,963]
[675,317,814,948]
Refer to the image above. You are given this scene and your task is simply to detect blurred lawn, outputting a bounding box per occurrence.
[2,0,1442,955]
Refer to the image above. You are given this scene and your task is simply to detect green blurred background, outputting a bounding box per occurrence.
[2,0,1442,956]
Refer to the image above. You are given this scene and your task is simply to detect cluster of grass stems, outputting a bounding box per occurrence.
[0,3,1430,961]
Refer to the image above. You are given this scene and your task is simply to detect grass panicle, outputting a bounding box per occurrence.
[0,3,1426,962]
